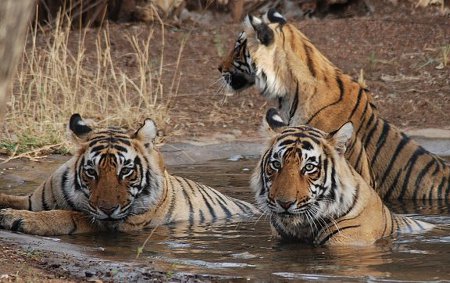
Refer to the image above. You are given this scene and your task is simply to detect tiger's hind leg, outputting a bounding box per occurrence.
[0,209,97,235]
[0,193,30,210]
[0,179,59,211]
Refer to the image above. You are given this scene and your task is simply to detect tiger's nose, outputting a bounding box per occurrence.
[99,205,119,216]
[277,200,295,210]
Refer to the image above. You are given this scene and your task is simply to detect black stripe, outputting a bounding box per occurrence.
[436,177,445,200]
[259,157,268,196]
[317,225,361,246]
[389,209,395,234]
[113,145,128,152]
[336,72,345,100]
[199,210,205,224]
[359,112,376,140]
[279,133,321,144]
[180,181,194,226]
[379,134,409,196]
[181,177,197,195]
[352,145,365,173]
[175,177,194,225]
[91,145,107,152]
[165,177,178,222]
[445,176,450,200]
[288,82,299,125]
[40,182,49,210]
[234,199,253,214]
[304,44,316,77]
[328,161,337,201]
[68,217,78,235]
[207,187,233,218]
[74,170,89,199]
[197,186,217,220]
[305,71,345,124]
[414,159,435,200]
[398,147,427,199]
[348,87,363,120]
[370,121,390,168]
[363,119,380,149]
[271,218,295,241]
[28,195,32,211]
[381,205,388,236]
[354,101,370,136]
[278,139,297,148]
[392,215,400,232]
[11,219,23,232]
[337,183,360,220]
[61,170,77,210]
[384,170,402,200]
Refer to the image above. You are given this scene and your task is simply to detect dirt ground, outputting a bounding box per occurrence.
[161,0,450,141]
[1,1,449,281]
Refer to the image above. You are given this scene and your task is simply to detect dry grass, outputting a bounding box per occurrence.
[0,11,181,159]
[440,45,450,67]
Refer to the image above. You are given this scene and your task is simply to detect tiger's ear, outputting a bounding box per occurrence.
[244,14,274,46]
[265,108,288,133]
[68,113,93,142]
[330,122,353,155]
[134,118,157,148]
[263,8,286,25]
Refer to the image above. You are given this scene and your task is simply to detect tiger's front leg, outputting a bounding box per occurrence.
[0,209,97,236]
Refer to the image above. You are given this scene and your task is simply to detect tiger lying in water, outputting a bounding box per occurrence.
[252,109,433,246]
[219,10,450,202]
[0,114,258,236]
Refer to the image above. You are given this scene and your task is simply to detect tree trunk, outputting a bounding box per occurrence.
[0,0,34,123]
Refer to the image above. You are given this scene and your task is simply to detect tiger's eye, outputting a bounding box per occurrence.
[121,167,133,176]
[84,168,96,178]
[271,160,281,170]
[304,164,316,172]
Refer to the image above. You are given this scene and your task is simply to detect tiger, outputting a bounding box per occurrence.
[252,108,434,246]
[0,114,258,236]
[219,9,450,201]
[218,31,255,93]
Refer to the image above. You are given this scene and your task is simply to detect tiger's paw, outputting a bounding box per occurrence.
[0,208,32,232]
[0,209,97,235]
[0,208,64,236]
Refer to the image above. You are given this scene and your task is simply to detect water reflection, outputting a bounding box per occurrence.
[1,157,450,281]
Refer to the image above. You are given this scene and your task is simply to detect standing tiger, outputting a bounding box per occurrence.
[0,114,258,236]
[219,9,450,201]
[253,109,433,246]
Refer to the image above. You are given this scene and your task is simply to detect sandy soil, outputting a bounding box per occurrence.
[1,1,449,281]
[161,1,450,141]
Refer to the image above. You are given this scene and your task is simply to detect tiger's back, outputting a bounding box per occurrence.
[124,172,258,229]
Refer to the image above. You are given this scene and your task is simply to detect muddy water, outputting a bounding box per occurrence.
[1,157,450,281]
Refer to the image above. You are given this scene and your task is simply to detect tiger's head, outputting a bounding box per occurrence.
[251,109,355,241]
[243,9,335,99]
[68,114,165,221]
[218,31,256,94]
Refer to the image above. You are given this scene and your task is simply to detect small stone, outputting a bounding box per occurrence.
[228,155,243,161]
